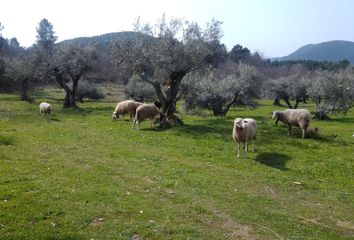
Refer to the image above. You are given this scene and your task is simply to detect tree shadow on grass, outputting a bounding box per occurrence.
[255,152,292,171]
[49,117,61,122]
[331,118,354,125]
[139,126,166,132]
[174,117,235,137]
[0,135,14,146]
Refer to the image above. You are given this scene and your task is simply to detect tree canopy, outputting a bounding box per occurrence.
[112,15,227,126]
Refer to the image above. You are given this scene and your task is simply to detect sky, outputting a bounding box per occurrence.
[1,0,354,58]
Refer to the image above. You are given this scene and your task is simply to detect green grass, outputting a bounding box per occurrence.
[0,89,353,239]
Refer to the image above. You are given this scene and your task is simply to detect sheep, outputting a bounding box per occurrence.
[112,100,142,121]
[132,103,162,130]
[272,109,311,139]
[232,118,257,158]
[39,102,52,120]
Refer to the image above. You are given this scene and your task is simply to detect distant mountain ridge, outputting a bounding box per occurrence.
[58,31,140,45]
[276,40,354,63]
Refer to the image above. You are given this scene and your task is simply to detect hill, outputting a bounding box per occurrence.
[277,40,354,63]
[58,31,141,47]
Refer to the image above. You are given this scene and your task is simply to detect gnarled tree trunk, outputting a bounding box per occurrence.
[273,97,281,106]
[294,97,302,109]
[282,96,293,109]
[20,78,30,101]
[53,68,77,108]
[212,101,225,117]
[313,108,331,120]
[149,70,186,127]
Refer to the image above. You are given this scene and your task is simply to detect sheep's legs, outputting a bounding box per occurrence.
[236,143,240,158]
[245,142,248,152]
[252,140,256,152]
[288,125,292,136]
[302,128,306,139]
[132,119,139,130]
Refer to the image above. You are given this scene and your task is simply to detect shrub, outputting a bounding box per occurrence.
[125,74,155,102]
[308,68,354,118]
[76,80,105,102]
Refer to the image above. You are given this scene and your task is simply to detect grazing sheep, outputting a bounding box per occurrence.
[39,102,52,120]
[232,118,257,158]
[112,100,142,120]
[132,104,162,130]
[272,109,311,139]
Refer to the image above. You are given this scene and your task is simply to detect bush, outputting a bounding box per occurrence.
[125,75,155,102]
[308,68,354,116]
[76,80,105,102]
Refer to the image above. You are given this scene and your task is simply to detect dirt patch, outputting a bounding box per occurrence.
[212,211,258,240]
[89,218,104,226]
[131,234,143,240]
[336,220,354,231]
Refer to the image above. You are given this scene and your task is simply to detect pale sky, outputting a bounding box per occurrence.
[1,0,354,58]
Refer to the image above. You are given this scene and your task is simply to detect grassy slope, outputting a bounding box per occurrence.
[0,89,353,240]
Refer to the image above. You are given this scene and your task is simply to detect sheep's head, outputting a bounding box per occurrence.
[272,110,280,120]
[153,101,162,109]
[152,112,164,125]
[235,118,246,129]
[112,111,118,120]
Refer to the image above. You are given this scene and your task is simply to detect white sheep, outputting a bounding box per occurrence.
[112,100,142,121]
[132,104,162,130]
[39,102,52,120]
[232,118,257,158]
[272,109,311,139]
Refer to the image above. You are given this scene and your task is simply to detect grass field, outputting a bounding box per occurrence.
[0,89,353,239]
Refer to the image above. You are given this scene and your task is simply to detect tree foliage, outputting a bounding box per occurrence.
[34,18,97,107]
[36,18,57,52]
[51,44,98,107]
[125,74,155,102]
[5,51,36,100]
[113,15,227,126]
[75,80,105,102]
[308,68,354,118]
[182,62,261,116]
[265,74,309,109]
[229,44,251,63]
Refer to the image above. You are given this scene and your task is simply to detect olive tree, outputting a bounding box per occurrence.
[114,16,227,126]
[182,62,261,116]
[5,51,35,101]
[308,68,354,119]
[265,75,309,109]
[51,44,97,107]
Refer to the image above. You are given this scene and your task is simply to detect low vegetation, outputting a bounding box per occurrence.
[0,89,353,239]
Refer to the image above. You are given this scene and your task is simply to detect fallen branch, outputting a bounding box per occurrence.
[298,216,336,231]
